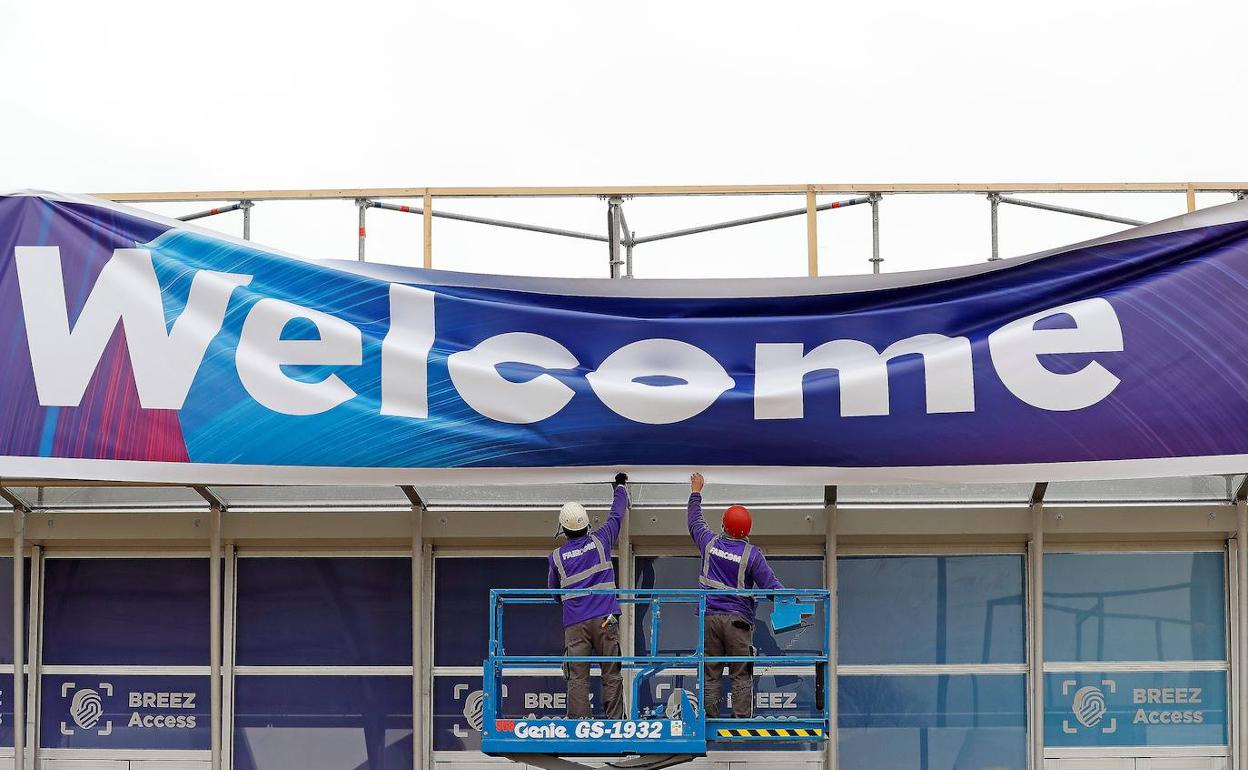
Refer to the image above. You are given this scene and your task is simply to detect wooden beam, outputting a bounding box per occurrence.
[1187,182,1197,213]
[422,191,433,268]
[89,182,1248,203]
[806,189,818,277]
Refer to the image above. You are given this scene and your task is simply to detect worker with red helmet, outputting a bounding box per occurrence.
[687,472,784,719]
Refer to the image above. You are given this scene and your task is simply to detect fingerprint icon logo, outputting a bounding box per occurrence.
[69,688,104,730]
[1072,685,1108,728]
[462,690,485,732]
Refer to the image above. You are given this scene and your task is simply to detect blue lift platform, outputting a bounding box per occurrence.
[480,588,831,770]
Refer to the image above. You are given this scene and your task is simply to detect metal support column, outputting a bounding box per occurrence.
[823,485,838,770]
[989,193,1001,261]
[240,200,253,240]
[12,503,26,770]
[618,482,634,713]
[1236,486,1248,770]
[607,196,624,278]
[617,204,635,279]
[357,199,370,261]
[806,189,819,276]
[400,485,426,770]
[222,543,236,770]
[1028,482,1048,770]
[209,505,222,770]
[869,193,882,274]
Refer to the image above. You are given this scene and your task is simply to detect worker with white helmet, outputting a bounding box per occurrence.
[687,471,784,719]
[548,472,629,719]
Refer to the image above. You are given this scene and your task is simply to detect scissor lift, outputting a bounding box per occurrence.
[480,588,831,770]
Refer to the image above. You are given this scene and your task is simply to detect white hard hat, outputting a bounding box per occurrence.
[558,502,590,534]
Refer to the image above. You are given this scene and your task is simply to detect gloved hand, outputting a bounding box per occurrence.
[612,472,628,488]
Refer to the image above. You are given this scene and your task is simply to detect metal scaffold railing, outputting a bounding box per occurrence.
[480,587,831,770]
[97,182,1248,278]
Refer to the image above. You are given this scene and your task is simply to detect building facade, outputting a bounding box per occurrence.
[0,476,1242,770]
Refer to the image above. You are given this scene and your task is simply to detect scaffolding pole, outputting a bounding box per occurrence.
[632,196,870,245]
[997,195,1145,226]
[178,202,245,222]
[356,199,369,261]
[869,193,882,274]
[240,200,253,240]
[369,201,607,242]
[989,193,1001,261]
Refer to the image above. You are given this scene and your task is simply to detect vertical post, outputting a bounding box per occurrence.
[1028,500,1044,770]
[209,505,222,770]
[356,199,370,261]
[12,506,25,770]
[625,235,635,279]
[25,545,41,759]
[1238,499,1247,770]
[411,505,425,770]
[823,485,838,770]
[222,543,236,770]
[869,193,882,274]
[240,200,253,241]
[422,191,433,269]
[607,196,624,278]
[806,189,819,277]
[1187,183,1197,213]
[617,483,633,716]
[989,193,1001,261]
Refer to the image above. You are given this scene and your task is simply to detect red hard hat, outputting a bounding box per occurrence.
[722,504,752,539]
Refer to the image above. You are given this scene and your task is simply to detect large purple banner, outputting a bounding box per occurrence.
[3,190,1248,484]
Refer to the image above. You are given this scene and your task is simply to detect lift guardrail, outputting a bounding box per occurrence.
[480,587,831,767]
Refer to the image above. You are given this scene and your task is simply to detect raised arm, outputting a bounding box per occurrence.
[687,472,716,553]
[593,475,629,549]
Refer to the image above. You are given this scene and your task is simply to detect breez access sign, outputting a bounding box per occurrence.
[43,675,209,750]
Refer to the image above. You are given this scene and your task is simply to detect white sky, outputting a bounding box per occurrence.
[2,0,1246,280]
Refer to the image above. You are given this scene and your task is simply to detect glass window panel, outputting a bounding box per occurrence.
[634,556,824,656]
[0,557,30,666]
[1046,476,1234,503]
[216,486,410,508]
[838,483,1033,504]
[42,558,208,665]
[1043,670,1227,747]
[236,558,411,666]
[839,555,1025,665]
[433,557,566,667]
[8,486,207,510]
[40,674,210,750]
[1044,552,1226,662]
[839,674,1027,770]
[233,676,412,770]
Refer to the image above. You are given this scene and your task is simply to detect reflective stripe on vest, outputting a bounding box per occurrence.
[552,534,617,590]
[700,535,754,591]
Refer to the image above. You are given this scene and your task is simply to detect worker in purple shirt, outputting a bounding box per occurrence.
[687,472,784,719]
[548,473,629,719]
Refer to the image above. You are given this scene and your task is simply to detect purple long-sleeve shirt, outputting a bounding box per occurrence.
[548,485,628,627]
[688,492,783,622]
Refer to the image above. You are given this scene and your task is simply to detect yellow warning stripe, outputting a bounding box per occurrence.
[716,727,823,738]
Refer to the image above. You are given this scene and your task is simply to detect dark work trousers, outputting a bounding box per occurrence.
[563,615,624,719]
[704,613,755,718]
